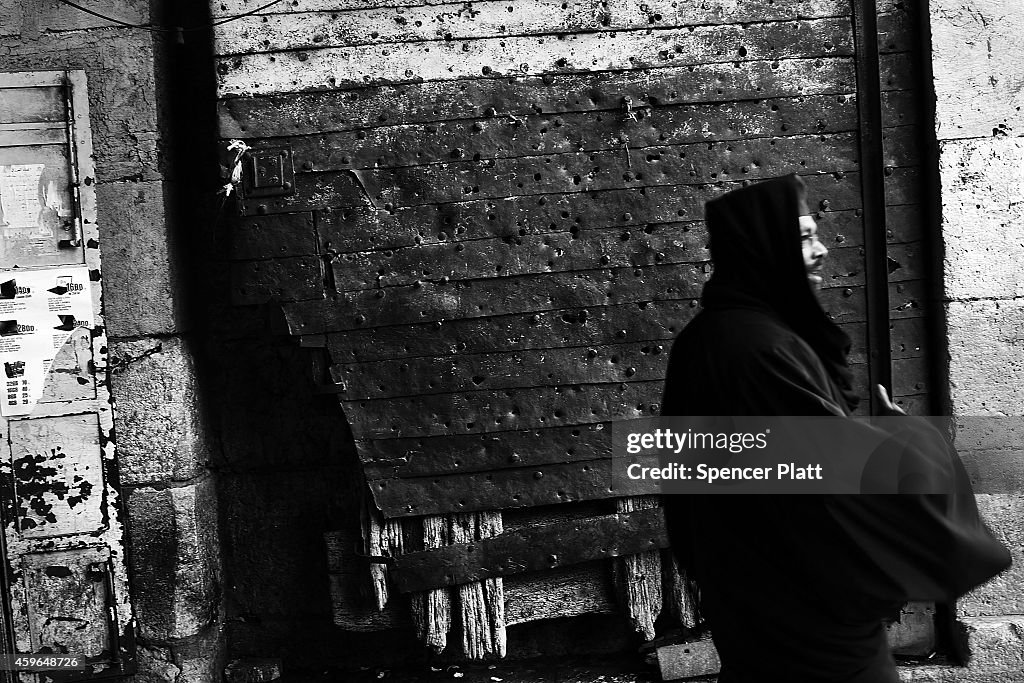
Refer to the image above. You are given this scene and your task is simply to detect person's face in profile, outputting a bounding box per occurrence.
[800,214,828,289]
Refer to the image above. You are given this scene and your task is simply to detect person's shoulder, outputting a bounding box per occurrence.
[696,308,814,359]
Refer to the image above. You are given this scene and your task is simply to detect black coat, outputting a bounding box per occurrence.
[661,175,1010,682]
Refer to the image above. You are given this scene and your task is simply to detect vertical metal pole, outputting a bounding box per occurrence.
[851,0,892,415]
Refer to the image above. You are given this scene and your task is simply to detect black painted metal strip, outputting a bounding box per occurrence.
[389,507,669,593]
[851,0,892,414]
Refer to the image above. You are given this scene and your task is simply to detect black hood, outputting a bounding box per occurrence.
[700,174,859,411]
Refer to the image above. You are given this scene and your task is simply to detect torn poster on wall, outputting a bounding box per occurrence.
[0,266,92,416]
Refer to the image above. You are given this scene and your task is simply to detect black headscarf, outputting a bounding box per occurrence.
[700,174,860,412]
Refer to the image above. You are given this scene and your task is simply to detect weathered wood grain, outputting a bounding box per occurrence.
[360,497,403,609]
[290,263,710,331]
[212,0,899,18]
[410,515,452,651]
[243,144,864,216]
[230,255,324,305]
[333,341,673,400]
[328,221,711,292]
[314,173,863,252]
[219,57,859,137]
[217,0,861,55]
[289,94,862,172]
[451,512,506,658]
[217,18,854,95]
[324,529,410,630]
[303,133,860,207]
[360,423,614,478]
[503,562,615,625]
[228,212,317,260]
[614,496,662,641]
[348,379,662,440]
[287,269,871,336]
[322,299,698,363]
[390,507,669,593]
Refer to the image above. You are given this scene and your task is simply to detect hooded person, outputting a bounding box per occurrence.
[660,174,1010,683]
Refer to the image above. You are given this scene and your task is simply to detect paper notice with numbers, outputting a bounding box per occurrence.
[0,267,93,416]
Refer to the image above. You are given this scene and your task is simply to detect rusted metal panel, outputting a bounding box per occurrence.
[359,423,613,479]
[287,263,709,333]
[287,95,861,172]
[315,173,863,253]
[8,413,104,538]
[219,57,859,138]
[213,0,900,17]
[230,255,324,305]
[323,299,697,363]
[217,0,858,55]
[0,87,64,125]
[884,165,922,205]
[18,547,114,660]
[889,278,928,319]
[316,133,859,206]
[228,212,317,260]
[891,316,927,359]
[346,380,662,440]
[217,18,855,96]
[389,507,668,593]
[887,241,927,282]
[334,341,670,401]
[329,222,711,293]
[893,356,928,397]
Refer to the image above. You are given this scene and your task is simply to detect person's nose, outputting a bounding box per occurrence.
[814,240,828,261]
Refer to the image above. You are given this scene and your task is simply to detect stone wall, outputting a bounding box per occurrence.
[927,0,1024,679]
[0,2,224,681]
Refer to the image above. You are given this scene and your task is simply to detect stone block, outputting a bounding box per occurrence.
[945,299,1024,416]
[171,621,226,683]
[98,181,180,337]
[109,336,208,485]
[898,616,1024,682]
[657,637,720,680]
[939,138,1024,300]
[957,495,1024,618]
[135,644,180,683]
[930,0,1024,140]
[126,477,221,641]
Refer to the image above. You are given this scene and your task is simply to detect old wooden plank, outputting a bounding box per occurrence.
[882,125,918,169]
[287,266,869,335]
[881,89,918,128]
[324,529,410,631]
[292,263,709,331]
[890,316,926,360]
[334,341,672,400]
[245,136,861,214]
[0,86,65,124]
[230,255,324,305]
[217,18,855,95]
[360,497,403,609]
[390,507,668,593]
[877,3,918,54]
[410,515,452,651]
[228,212,317,260]
[315,173,863,252]
[451,512,506,658]
[289,94,861,171]
[347,380,663,440]
[890,278,928,319]
[218,57,858,137]
[614,496,662,641]
[885,165,922,206]
[504,562,615,625]
[330,299,866,401]
[217,0,857,55]
[880,52,918,92]
[893,356,928,398]
[664,551,699,629]
[324,299,697,363]
[307,133,859,205]
[212,0,899,17]
[887,241,927,282]
[329,221,711,292]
